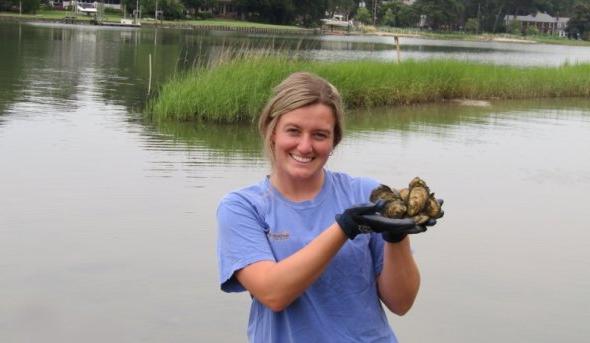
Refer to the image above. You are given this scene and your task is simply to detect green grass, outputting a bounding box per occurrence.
[147,58,590,123]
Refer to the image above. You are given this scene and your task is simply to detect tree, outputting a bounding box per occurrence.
[413,0,464,30]
[525,24,539,35]
[566,3,590,40]
[377,0,418,27]
[397,4,418,27]
[464,17,479,33]
[356,7,371,24]
[5,0,40,13]
[382,8,395,26]
[326,0,356,19]
[182,0,218,14]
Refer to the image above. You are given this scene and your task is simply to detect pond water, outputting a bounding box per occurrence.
[1,22,590,342]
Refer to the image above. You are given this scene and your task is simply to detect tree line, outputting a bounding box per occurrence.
[2,0,590,39]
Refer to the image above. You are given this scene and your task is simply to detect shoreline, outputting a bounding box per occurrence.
[0,13,317,35]
[3,13,589,45]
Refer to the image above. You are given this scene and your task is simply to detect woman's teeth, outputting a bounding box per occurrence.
[291,154,312,163]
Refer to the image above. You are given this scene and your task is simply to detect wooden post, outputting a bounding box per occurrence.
[148,54,152,95]
[394,35,401,63]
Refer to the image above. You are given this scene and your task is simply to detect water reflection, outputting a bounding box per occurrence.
[146,98,590,159]
[148,120,261,158]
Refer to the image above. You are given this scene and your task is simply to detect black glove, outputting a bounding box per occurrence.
[354,215,427,243]
[336,201,417,240]
[381,198,444,243]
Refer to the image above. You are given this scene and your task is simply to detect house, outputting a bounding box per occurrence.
[504,12,569,37]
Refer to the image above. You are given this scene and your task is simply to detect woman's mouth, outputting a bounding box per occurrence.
[290,153,313,163]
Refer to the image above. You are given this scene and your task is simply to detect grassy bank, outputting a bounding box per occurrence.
[374,26,590,46]
[0,11,313,34]
[147,58,590,123]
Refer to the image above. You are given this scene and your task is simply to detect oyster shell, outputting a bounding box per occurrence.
[407,179,429,216]
[399,188,409,202]
[412,214,431,225]
[409,176,429,190]
[423,194,443,219]
[384,199,407,218]
[370,177,444,226]
[370,184,394,203]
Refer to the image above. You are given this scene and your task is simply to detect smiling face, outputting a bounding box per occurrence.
[271,103,336,185]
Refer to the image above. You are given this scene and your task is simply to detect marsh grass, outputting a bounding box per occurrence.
[147,57,590,123]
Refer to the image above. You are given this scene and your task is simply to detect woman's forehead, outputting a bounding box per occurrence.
[276,104,336,128]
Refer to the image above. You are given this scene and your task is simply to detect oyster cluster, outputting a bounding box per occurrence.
[370,177,444,225]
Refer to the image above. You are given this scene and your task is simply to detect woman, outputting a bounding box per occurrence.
[217,72,431,342]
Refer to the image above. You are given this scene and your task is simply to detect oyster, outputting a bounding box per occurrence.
[407,177,430,216]
[399,188,409,202]
[370,177,444,226]
[370,184,394,203]
[384,199,407,218]
[423,194,443,219]
[409,176,429,190]
[412,214,431,225]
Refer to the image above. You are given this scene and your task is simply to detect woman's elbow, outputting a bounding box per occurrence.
[384,298,416,316]
[391,303,412,316]
[257,295,292,312]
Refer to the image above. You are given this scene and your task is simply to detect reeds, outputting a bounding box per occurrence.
[147,58,590,123]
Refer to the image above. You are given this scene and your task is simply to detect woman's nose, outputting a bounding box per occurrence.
[297,135,313,153]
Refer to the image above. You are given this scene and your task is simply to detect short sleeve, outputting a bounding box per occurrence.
[216,194,276,292]
[356,176,380,202]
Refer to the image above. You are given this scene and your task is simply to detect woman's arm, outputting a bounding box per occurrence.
[235,223,347,312]
[377,236,421,316]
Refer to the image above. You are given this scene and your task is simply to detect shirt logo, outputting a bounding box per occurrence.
[267,231,290,241]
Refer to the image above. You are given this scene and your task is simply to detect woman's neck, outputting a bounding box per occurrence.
[270,169,325,202]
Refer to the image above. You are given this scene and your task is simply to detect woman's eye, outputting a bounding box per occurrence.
[314,133,328,140]
[286,128,299,135]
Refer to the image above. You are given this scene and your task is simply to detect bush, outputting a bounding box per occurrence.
[526,25,540,36]
[382,8,395,27]
[104,7,121,15]
[160,0,185,20]
[465,18,479,33]
[13,0,41,13]
[356,7,371,25]
[195,11,213,20]
[508,20,521,34]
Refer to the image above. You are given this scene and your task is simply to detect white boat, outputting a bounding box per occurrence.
[77,3,97,15]
[320,15,352,28]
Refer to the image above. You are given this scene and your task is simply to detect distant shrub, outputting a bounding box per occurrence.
[361,25,377,33]
[507,20,521,34]
[104,7,121,15]
[382,8,395,27]
[526,25,540,35]
[465,18,479,33]
[195,11,213,20]
[356,7,371,24]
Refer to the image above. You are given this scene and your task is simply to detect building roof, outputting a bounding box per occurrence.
[505,12,569,24]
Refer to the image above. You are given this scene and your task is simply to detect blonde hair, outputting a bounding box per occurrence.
[258,72,344,163]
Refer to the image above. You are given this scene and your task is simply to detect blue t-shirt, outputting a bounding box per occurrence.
[217,170,398,343]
